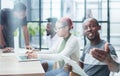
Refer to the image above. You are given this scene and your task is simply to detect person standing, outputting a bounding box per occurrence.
[0,2,31,52]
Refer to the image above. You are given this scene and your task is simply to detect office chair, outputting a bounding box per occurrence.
[69,71,80,76]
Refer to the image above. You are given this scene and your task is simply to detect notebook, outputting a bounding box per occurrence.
[17,53,40,62]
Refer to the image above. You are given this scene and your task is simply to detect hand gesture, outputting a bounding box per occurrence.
[91,42,111,62]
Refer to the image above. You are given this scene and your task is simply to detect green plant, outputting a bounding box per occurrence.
[27,22,46,36]
[27,23,39,36]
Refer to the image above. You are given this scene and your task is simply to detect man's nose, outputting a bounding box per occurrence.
[87,27,92,31]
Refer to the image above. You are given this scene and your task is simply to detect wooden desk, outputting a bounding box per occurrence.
[0,53,45,76]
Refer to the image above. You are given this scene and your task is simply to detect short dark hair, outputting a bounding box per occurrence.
[46,18,57,23]
[13,2,26,11]
[83,18,99,26]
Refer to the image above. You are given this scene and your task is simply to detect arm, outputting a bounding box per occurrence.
[0,25,14,52]
[0,25,5,48]
[26,38,79,60]
[0,9,6,48]
[27,36,79,60]
[27,51,63,61]
[22,26,30,48]
[105,55,120,72]
[26,38,61,58]
[78,61,84,69]
[64,61,84,76]
[0,9,13,51]
[64,63,81,76]
[92,49,119,72]
[91,43,120,72]
[59,36,80,58]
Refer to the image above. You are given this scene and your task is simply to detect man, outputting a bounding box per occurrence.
[65,18,117,76]
[79,18,117,76]
[26,17,80,76]
[41,17,60,72]
[46,17,59,48]
[0,2,31,52]
[91,42,120,72]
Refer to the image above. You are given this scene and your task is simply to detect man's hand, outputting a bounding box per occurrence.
[25,45,32,50]
[64,63,72,72]
[91,43,120,72]
[2,47,14,53]
[41,62,48,72]
[91,42,111,62]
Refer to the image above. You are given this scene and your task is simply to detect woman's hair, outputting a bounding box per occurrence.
[57,17,73,29]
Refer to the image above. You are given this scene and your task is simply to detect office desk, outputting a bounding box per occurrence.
[0,53,45,76]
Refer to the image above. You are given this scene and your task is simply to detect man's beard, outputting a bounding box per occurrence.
[88,37,96,41]
[87,35,98,41]
[46,33,50,36]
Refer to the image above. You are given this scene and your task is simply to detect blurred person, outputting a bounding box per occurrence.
[41,17,60,72]
[26,17,80,76]
[65,18,117,76]
[46,17,59,48]
[0,2,31,52]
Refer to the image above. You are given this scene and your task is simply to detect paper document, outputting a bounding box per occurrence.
[62,56,88,76]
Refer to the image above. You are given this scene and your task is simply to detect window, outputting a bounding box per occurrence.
[1,0,120,50]
[110,1,120,49]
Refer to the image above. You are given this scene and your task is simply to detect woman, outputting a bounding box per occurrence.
[26,17,80,76]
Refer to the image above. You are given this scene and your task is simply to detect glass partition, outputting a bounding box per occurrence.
[1,0,120,50]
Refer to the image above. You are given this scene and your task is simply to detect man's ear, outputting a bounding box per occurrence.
[98,25,101,30]
[65,26,69,31]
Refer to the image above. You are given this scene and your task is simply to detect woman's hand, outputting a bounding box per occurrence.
[26,50,38,59]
